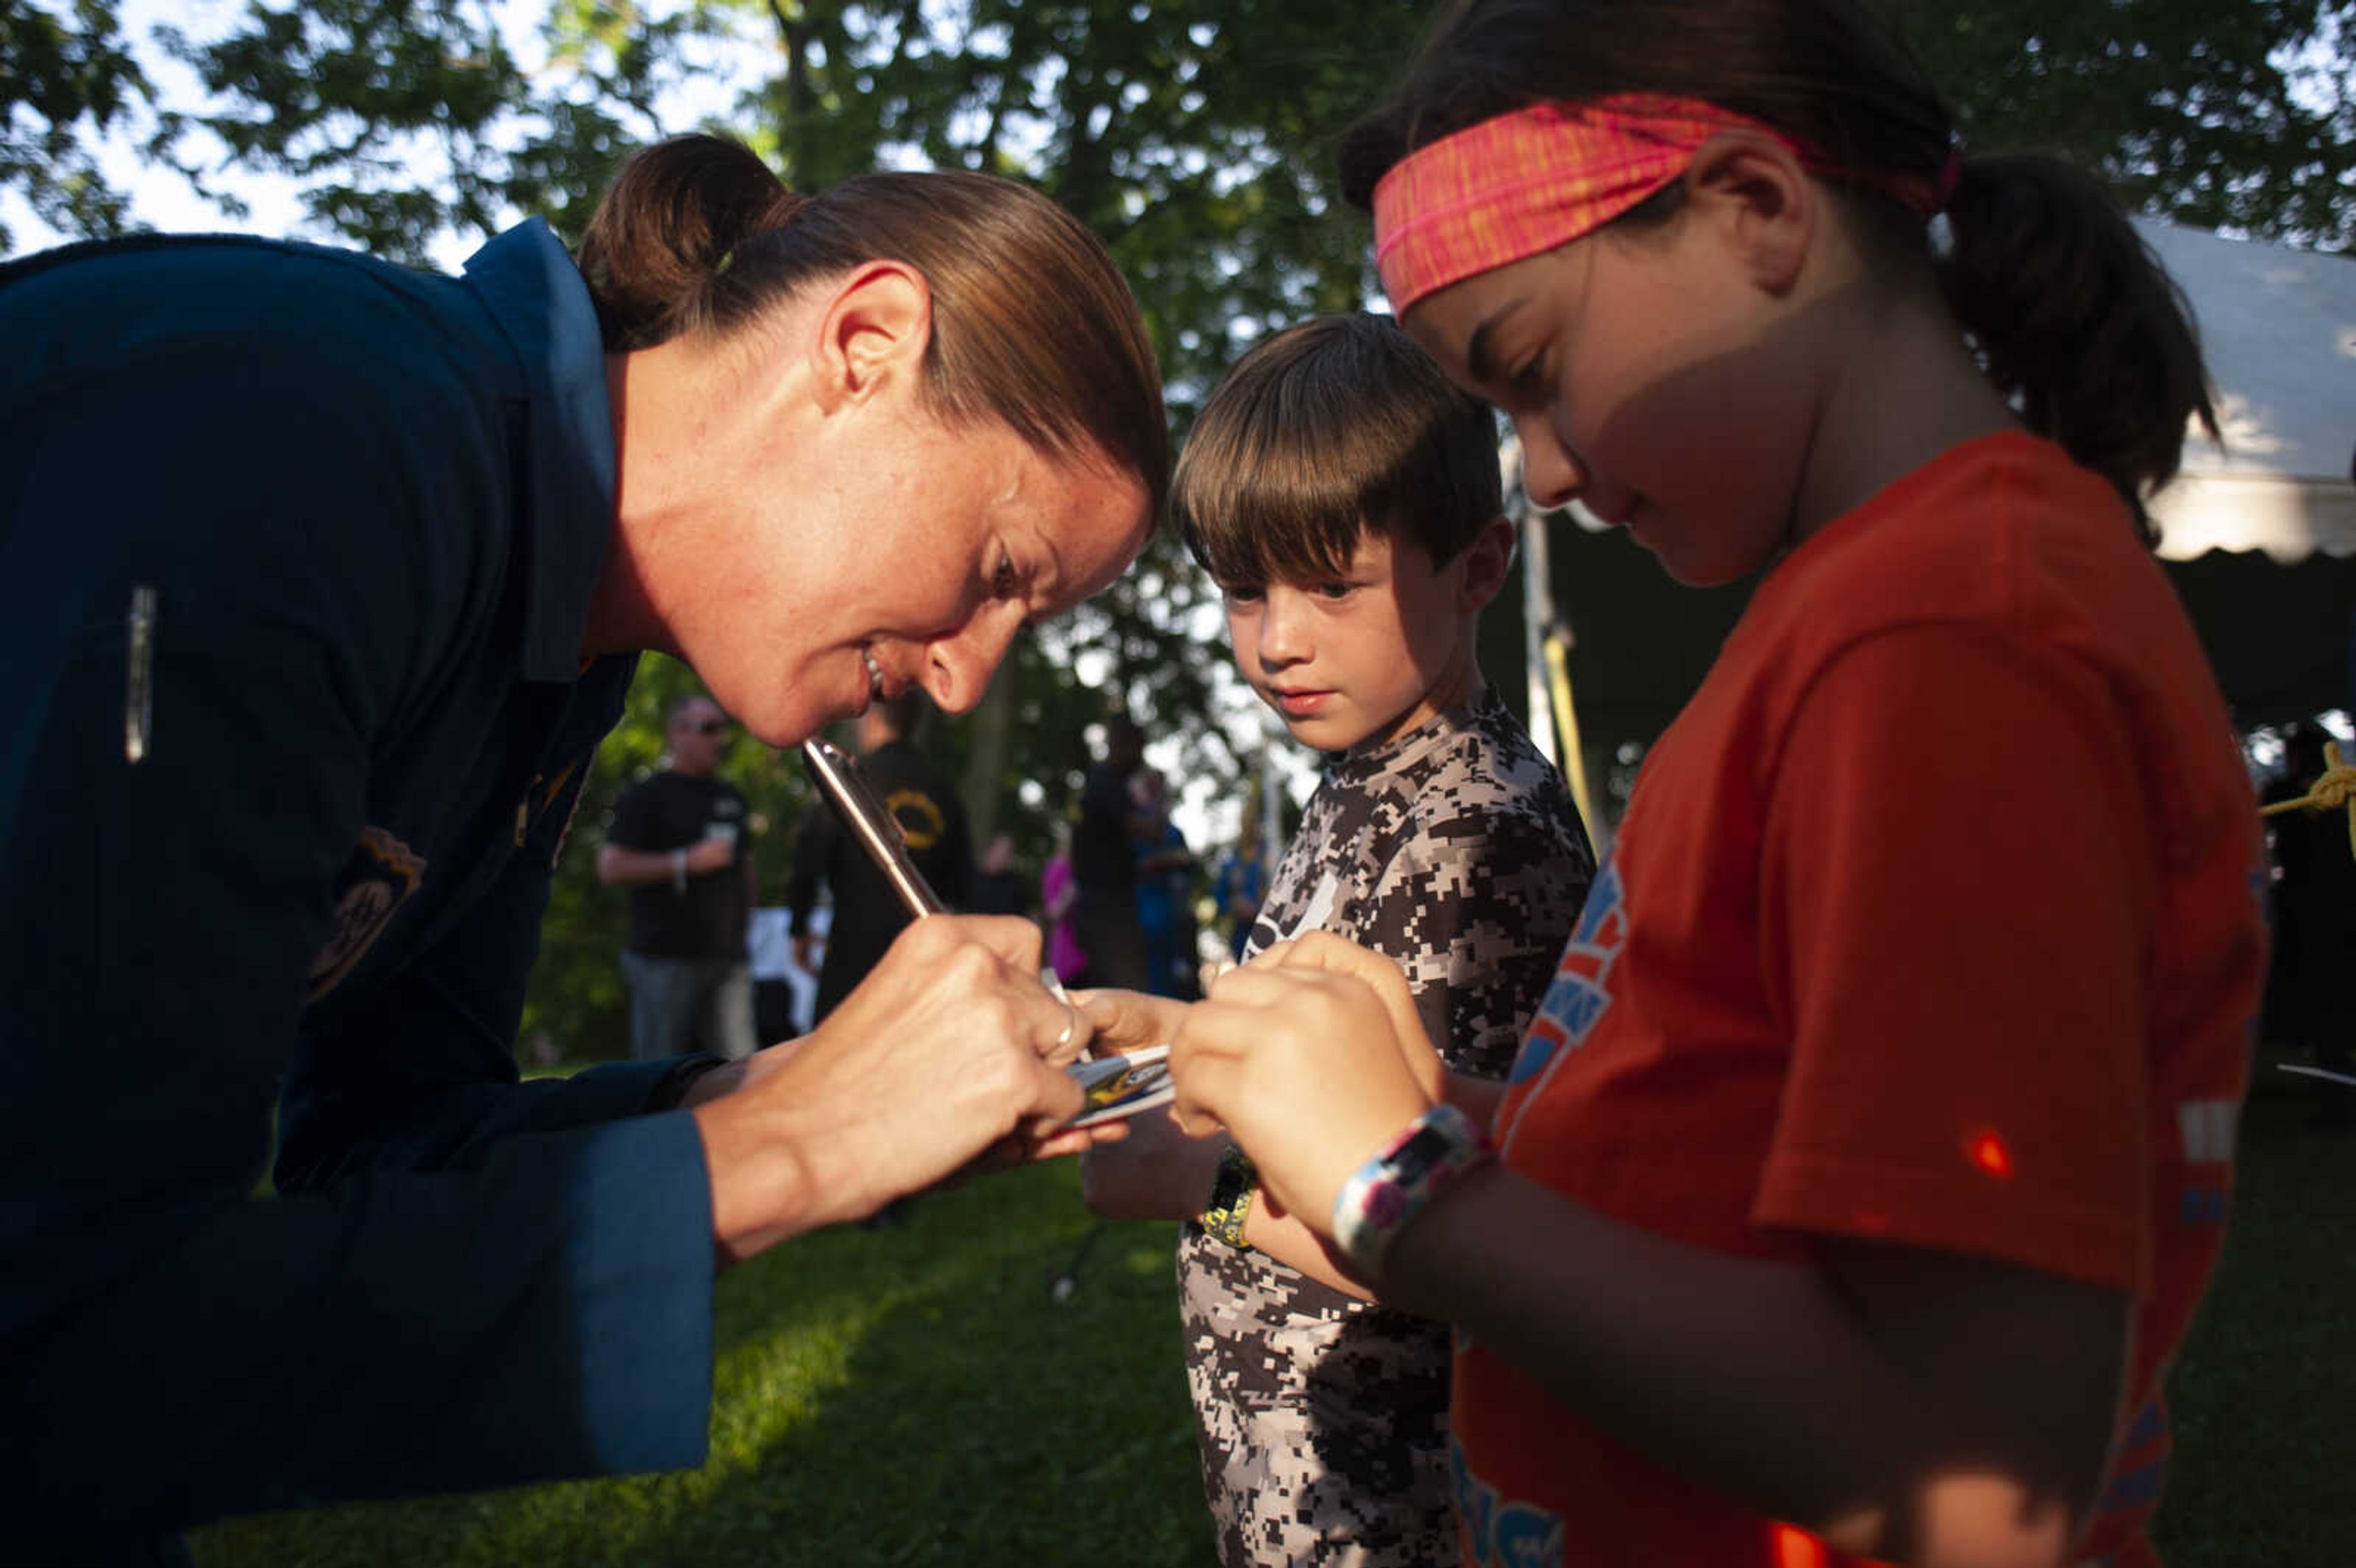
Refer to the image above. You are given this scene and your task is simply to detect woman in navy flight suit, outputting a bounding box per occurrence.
[0,134,1166,1561]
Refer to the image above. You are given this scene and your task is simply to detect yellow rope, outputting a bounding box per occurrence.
[2260,740,2356,860]
[1542,626,1600,840]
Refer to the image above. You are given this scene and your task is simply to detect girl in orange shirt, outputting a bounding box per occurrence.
[1090,3,2269,1566]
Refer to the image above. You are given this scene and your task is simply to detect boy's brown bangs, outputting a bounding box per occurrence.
[1172,313,1505,587]
[1177,453,1371,588]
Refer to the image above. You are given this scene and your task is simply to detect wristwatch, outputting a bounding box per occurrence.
[1200,1143,1258,1252]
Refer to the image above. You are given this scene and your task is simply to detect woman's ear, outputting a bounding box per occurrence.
[1682,131,1814,297]
[810,261,934,412]
[1457,514,1519,612]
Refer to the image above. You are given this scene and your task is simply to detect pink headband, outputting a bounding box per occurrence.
[1372,94,1955,313]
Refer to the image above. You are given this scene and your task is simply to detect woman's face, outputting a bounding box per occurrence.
[672,409,1152,747]
[1402,217,1818,588]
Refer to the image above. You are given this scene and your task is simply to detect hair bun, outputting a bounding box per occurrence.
[579,134,806,350]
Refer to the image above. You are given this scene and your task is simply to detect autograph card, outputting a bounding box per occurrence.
[1066,1045,1175,1128]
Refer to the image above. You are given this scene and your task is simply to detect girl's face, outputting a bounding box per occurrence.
[671,412,1151,747]
[1402,215,1820,588]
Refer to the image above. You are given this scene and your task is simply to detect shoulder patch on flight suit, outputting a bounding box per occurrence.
[309,826,426,1001]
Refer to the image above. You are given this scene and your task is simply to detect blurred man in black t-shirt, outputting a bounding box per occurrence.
[597,694,759,1061]
[970,833,1034,918]
[1071,715,1151,990]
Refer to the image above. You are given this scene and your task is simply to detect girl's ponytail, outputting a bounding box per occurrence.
[1936,153,2217,542]
[576,135,807,352]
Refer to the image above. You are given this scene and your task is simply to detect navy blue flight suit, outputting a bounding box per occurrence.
[1,221,717,1560]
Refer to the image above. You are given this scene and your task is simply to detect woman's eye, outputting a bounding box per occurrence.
[992,550,1020,598]
[1315,582,1355,601]
[1221,583,1265,605]
[1508,355,1549,402]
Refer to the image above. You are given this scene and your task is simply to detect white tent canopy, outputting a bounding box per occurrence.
[2138,219,2356,563]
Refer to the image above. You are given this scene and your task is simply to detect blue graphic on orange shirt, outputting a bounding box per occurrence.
[1509,856,1625,1085]
[1452,1438,1565,1568]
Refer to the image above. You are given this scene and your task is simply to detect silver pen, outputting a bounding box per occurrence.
[799,738,1081,1023]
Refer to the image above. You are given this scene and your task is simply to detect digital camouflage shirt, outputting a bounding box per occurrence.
[1178,684,1593,1567]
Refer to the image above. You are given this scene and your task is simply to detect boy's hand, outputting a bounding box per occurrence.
[1071,986,1190,1061]
[1079,1107,1225,1221]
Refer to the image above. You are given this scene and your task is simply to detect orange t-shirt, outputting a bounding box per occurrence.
[1452,433,2265,1567]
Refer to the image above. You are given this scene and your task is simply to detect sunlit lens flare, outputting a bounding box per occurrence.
[1769,1523,1830,1568]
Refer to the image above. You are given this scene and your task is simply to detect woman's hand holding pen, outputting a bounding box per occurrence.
[691,914,1087,1263]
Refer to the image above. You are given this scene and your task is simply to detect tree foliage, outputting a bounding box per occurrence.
[1893,0,2355,248]
[0,0,148,249]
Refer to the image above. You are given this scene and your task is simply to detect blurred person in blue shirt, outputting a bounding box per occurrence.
[1131,765,1201,999]
[1209,801,1271,963]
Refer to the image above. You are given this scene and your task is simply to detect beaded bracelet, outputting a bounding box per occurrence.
[1201,1143,1258,1251]
[1331,1103,1493,1279]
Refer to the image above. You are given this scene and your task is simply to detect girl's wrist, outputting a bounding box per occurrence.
[1330,1102,1495,1281]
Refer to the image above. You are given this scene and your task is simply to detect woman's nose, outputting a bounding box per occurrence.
[922,604,1025,715]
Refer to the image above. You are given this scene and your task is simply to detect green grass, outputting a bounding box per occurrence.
[2150,1053,2354,1567]
[190,1160,1212,1568]
[188,1058,2350,1567]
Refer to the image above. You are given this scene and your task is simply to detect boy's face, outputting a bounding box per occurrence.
[1222,527,1482,753]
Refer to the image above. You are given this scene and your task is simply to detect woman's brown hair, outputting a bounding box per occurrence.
[577,134,1169,518]
[1338,0,2215,542]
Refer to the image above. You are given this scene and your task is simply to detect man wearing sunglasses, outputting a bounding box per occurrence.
[597,694,761,1061]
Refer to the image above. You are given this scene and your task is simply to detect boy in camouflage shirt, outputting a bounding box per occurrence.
[1082,316,1593,1567]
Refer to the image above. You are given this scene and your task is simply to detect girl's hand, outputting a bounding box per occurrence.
[1166,955,1433,1235]
[1255,932,1447,1100]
